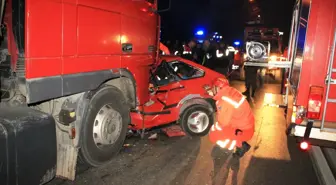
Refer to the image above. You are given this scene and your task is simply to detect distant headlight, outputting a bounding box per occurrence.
[270,55,277,61]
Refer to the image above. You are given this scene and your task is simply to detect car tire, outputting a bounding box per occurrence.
[79,86,130,167]
[179,104,214,137]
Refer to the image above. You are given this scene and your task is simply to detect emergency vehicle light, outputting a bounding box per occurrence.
[234,41,240,46]
[300,141,309,150]
[196,30,204,36]
[307,86,324,119]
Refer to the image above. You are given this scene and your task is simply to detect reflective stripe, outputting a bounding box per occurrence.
[206,53,211,59]
[228,140,236,150]
[217,139,230,148]
[215,122,222,131]
[211,125,216,131]
[225,49,229,56]
[227,46,235,51]
[183,51,192,54]
[216,50,223,58]
[174,51,179,55]
[221,96,245,108]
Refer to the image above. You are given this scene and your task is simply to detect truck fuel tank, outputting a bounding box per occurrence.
[0,107,57,185]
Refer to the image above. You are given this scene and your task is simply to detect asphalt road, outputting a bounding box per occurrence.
[48,81,318,185]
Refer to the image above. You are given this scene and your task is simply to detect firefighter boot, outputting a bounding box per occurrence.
[233,142,251,158]
[251,89,256,98]
[242,89,250,97]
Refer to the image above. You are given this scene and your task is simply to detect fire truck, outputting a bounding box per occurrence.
[244,27,284,60]
[240,27,285,81]
[245,0,336,151]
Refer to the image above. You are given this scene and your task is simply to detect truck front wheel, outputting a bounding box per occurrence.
[79,86,129,167]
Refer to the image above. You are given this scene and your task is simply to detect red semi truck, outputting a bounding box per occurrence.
[0,0,224,184]
[0,0,160,183]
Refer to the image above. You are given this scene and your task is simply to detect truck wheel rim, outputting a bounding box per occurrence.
[187,111,209,133]
[93,104,122,148]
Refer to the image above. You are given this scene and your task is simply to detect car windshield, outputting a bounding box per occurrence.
[168,60,205,80]
[151,60,205,87]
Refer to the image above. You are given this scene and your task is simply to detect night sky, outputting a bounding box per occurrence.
[158,0,296,46]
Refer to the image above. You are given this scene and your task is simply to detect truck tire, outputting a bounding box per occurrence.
[179,104,214,137]
[79,86,130,167]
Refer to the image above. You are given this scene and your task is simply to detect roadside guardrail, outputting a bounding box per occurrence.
[310,146,336,185]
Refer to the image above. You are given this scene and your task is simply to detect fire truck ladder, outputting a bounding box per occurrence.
[321,30,336,133]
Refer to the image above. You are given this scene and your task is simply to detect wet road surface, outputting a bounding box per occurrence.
[48,81,318,185]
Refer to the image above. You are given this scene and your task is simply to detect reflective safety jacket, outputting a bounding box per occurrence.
[213,86,255,130]
[182,45,192,55]
[160,42,170,55]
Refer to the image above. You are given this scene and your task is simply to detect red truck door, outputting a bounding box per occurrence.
[120,1,159,105]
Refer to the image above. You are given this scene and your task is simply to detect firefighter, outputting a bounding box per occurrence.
[201,39,211,66]
[216,42,230,76]
[181,39,197,61]
[173,40,183,56]
[206,78,254,157]
[202,41,222,71]
[159,42,170,55]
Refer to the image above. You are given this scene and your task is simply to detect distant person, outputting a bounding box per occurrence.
[181,39,197,62]
[202,41,218,70]
[216,42,230,76]
[194,42,204,64]
[173,40,183,55]
[243,65,259,98]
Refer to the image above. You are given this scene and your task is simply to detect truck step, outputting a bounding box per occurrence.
[327,99,336,103]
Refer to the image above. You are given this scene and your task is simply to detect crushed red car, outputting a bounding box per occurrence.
[130,55,228,136]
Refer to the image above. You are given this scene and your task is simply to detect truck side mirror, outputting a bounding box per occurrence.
[157,0,171,13]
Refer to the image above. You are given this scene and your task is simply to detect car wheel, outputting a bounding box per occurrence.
[179,104,214,137]
[79,86,130,167]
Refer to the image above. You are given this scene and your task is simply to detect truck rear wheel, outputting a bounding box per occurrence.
[79,86,129,167]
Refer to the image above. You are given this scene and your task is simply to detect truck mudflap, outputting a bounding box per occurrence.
[0,107,57,185]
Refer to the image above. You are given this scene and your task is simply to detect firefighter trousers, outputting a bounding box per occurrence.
[209,125,254,148]
[244,66,258,96]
